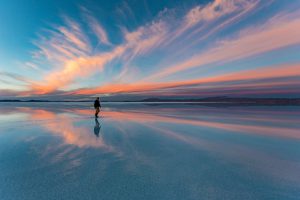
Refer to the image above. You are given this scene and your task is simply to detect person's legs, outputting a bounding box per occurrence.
[95,107,100,117]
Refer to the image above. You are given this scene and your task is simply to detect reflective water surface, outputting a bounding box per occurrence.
[0,103,300,200]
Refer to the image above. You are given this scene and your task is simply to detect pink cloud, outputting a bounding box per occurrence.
[73,63,300,95]
[28,16,167,94]
[147,12,300,80]
[86,14,111,45]
[6,2,299,98]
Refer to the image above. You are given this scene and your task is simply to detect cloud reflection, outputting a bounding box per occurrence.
[17,107,109,149]
[1,104,300,185]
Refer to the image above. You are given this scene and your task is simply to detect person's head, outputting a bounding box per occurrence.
[96,97,99,100]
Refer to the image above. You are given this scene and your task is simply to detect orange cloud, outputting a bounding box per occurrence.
[28,15,167,95]
[27,1,255,95]
[73,63,300,95]
[30,46,126,94]
[9,2,299,99]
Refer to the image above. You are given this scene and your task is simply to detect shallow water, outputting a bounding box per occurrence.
[0,103,300,200]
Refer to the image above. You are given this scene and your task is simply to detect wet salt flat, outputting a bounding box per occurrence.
[0,103,300,200]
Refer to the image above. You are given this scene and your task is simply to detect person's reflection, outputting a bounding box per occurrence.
[94,118,101,137]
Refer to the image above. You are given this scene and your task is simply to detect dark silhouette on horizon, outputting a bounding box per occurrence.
[94,97,101,118]
[1,97,300,105]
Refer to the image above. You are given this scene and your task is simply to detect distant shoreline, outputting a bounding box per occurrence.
[1,97,300,106]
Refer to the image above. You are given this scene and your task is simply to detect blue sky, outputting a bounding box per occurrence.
[0,0,300,100]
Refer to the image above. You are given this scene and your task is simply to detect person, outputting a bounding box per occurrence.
[94,97,101,118]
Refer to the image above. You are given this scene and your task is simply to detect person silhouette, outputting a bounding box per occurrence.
[94,97,101,118]
[94,118,101,137]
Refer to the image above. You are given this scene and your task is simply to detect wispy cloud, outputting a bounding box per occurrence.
[26,0,255,94]
[0,72,36,91]
[72,63,300,96]
[1,0,299,99]
[147,11,300,81]
[28,10,168,94]
[82,7,111,46]
[170,0,258,42]
[31,17,91,65]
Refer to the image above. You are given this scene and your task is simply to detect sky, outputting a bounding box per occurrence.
[0,0,300,100]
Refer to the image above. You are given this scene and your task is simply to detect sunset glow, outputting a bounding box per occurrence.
[0,0,299,100]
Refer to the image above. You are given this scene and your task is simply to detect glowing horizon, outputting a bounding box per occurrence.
[0,0,300,100]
